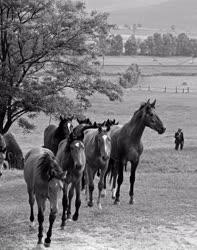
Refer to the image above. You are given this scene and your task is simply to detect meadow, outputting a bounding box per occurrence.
[0,56,197,249]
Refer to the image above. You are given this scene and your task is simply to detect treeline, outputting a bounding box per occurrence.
[104,33,197,57]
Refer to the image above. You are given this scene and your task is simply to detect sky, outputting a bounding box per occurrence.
[84,0,169,12]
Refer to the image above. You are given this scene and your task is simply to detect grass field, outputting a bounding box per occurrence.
[1,56,197,249]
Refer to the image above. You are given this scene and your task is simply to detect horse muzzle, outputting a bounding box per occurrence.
[158,127,166,134]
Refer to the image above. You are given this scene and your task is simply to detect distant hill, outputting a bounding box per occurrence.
[87,0,197,33]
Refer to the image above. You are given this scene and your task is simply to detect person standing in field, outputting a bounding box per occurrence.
[174,128,184,150]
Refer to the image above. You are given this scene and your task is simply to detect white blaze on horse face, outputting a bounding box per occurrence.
[75,142,80,147]
[102,135,110,157]
[67,122,72,133]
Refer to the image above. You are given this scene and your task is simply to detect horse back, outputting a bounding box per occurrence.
[44,124,58,153]
[24,147,53,192]
[84,129,98,162]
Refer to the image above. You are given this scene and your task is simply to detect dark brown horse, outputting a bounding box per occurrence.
[24,147,65,247]
[84,123,112,209]
[44,116,73,155]
[56,125,94,229]
[0,134,7,177]
[4,133,24,169]
[109,100,166,204]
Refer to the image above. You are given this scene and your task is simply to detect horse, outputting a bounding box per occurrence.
[109,99,166,204]
[84,122,112,209]
[56,124,94,229]
[77,117,92,125]
[44,115,73,155]
[24,147,65,247]
[174,128,184,150]
[4,133,24,169]
[0,134,7,177]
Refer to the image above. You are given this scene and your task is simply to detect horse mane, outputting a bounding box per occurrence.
[0,134,6,152]
[122,103,147,137]
[38,152,53,181]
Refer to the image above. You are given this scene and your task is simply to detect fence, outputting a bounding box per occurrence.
[132,85,197,94]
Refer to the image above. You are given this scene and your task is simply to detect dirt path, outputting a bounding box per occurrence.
[0,169,197,250]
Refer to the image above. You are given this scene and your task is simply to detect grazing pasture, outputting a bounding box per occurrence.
[1,57,197,249]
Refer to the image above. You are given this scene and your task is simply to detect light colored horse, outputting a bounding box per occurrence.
[84,125,112,209]
[24,147,65,247]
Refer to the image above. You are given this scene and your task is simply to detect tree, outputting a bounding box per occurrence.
[108,35,123,56]
[124,35,137,55]
[176,33,191,56]
[162,33,177,56]
[119,64,141,88]
[0,0,123,133]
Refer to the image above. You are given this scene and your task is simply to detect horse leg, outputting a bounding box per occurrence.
[114,161,124,205]
[36,196,46,245]
[87,165,95,207]
[111,163,118,199]
[129,161,138,204]
[97,164,108,209]
[44,200,58,247]
[61,182,68,229]
[67,183,75,221]
[81,171,86,191]
[72,181,81,221]
[28,190,35,228]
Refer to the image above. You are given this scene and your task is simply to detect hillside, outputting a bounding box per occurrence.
[86,0,197,32]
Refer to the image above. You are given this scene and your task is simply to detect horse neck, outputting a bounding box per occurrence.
[124,112,145,143]
[55,124,67,140]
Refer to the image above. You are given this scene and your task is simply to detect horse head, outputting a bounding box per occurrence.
[95,122,112,163]
[140,99,166,134]
[0,134,7,177]
[66,133,86,172]
[59,115,74,137]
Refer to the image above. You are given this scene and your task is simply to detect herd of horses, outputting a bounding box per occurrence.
[0,99,166,247]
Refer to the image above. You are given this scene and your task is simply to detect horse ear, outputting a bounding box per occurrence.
[147,99,150,104]
[77,118,80,124]
[106,124,111,132]
[60,115,63,121]
[98,126,102,133]
[151,99,156,108]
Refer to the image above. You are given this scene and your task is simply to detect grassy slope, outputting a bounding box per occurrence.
[1,57,197,249]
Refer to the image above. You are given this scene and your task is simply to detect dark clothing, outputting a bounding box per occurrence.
[174,131,184,150]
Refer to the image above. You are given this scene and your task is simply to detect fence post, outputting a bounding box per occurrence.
[164,86,166,93]
[175,86,177,93]
[187,87,189,93]
[182,88,184,93]
[148,85,150,91]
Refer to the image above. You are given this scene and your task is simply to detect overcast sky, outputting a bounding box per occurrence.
[84,0,169,12]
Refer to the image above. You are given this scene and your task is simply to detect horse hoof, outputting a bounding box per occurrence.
[114,200,120,205]
[72,214,78,221]
[37,240,43,245]
[112,195,115,200]
[88,201,93,207]
[61,225,65,230]
[101,190,107,198]
[129,198,134,205]
[44,238,51,248]
[67,218,72,222]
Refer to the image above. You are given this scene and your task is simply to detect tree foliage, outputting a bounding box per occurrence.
[124,35,137,55]
[119,64,141,88]
[0,0,123,133]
